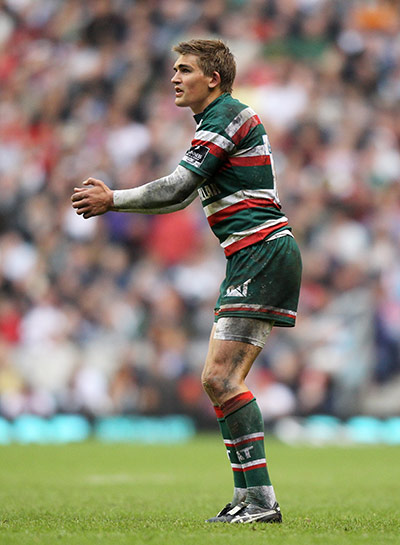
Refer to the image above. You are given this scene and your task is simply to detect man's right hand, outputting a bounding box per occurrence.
[71,178,114,219]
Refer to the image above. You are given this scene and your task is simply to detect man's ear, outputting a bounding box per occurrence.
[209,71,221,89]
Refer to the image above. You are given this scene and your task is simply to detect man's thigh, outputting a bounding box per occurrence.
[214,316,273,348]
[202,317,272,404]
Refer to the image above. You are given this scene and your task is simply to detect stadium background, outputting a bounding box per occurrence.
[0,0,399,440]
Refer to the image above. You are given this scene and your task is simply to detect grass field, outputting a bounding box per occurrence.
[0,434,399,545]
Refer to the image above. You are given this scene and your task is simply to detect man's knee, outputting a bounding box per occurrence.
[201,361,236,401]
[202,337,261,403]
[201,367,222,397]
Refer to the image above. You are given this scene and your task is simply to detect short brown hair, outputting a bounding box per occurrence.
[172,39,236,94]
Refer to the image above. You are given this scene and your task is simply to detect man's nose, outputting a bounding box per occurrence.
[171,72,180,84]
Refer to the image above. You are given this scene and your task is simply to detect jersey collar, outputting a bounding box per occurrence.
[193,93,231,124]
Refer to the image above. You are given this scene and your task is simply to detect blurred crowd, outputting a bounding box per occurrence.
[0,0,400,426]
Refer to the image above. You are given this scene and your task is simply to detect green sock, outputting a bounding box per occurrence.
[214,406,247,506]
[221,391,277,508]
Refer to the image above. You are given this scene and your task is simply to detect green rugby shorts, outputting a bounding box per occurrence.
[214,235,302,327]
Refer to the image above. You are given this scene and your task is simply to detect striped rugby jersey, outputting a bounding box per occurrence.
[179,93,291,257]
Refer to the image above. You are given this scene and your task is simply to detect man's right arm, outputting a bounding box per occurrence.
[113,165,203,214]
[71,165,205,219]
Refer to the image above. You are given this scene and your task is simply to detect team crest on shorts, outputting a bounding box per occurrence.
[226,279,251,297]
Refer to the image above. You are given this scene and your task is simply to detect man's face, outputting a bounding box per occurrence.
[171,54,215,114]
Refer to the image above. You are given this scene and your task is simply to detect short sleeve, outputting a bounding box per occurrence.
[179,119,235,178]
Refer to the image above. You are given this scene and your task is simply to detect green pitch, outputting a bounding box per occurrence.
[0,434,399,545]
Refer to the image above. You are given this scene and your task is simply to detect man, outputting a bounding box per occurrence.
[71,39,302,524]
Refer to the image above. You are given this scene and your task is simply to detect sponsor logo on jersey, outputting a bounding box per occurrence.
[183,144,209,167]
[198,183,220,201]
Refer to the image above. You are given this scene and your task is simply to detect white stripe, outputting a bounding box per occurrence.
[267,230,293,241]
[194,129,234,152]
[231,144,269,158]
[219,303,297,317]
[221,217,288,248]
[230,432,264,445]
[241,458,266,469]
[225,107,257,138]
[203,188,278,218]
[227,503,245,516]
[235,509,278,523]
[223,439,234,445]
[230,463,243,469]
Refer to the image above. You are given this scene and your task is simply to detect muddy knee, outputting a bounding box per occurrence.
[201,369,222,398]
[201,366,224,393]
[201,367,238,403]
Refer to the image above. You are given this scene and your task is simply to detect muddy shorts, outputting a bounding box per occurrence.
[214,235,302,328]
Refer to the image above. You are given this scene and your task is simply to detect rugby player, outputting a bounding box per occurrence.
[71,39,302,524]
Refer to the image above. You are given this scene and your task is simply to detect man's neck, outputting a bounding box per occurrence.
[190,90,224,115]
